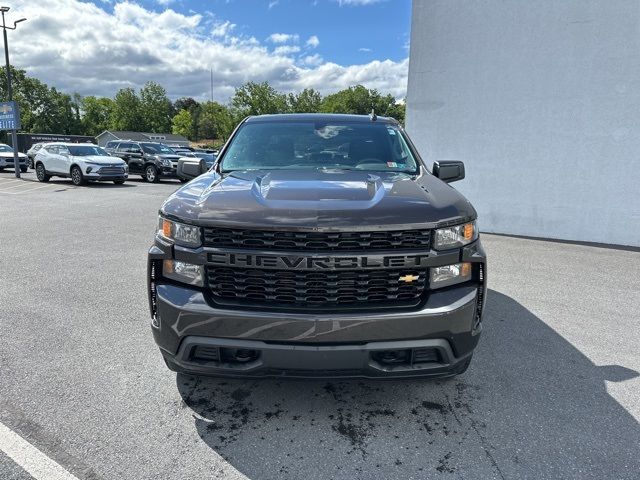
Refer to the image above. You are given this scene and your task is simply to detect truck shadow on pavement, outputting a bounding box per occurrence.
[176,290,640,479]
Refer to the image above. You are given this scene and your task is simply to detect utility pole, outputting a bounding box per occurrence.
[1,6,26,178]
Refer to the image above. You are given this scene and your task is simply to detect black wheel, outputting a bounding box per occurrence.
[113,179,125,185]
[20,166,27,173]
[145,165,159,183]
[70,165,85,186]
[35,163,50,182]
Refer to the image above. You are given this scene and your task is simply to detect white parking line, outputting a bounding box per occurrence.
[0,179,24,186]
[0,421,80,480]
[0,182,39,191]
[3,184,56,194]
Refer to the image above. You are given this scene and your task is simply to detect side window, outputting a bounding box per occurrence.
[119,143,137,152]
[106,141,117,149]
[59,146,70,156]
[45,145,58,154]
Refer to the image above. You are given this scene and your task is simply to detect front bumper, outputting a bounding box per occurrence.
[86,174,128,181]
[148,240,487,378]
[159,166,177,177]
[0,158,27,167]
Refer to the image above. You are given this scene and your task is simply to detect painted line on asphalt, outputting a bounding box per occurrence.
[4,184,57,194]
[0,181,40,191]
[0,179,24,186]
[0,421,80,480]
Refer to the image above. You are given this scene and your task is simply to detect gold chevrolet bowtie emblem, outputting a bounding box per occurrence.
[399,274,419,283]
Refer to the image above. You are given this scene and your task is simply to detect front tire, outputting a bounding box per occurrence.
[70,165,85,186]
[145,165,159,183]
[36,163,50,182]
[20,166,27,173]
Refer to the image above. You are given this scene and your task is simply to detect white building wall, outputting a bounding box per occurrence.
[406,0,640,247]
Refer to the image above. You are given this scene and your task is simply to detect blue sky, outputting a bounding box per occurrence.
[12,0,411,101]
[121,0,411,65]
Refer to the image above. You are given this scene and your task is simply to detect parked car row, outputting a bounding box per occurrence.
[9,139,218,186]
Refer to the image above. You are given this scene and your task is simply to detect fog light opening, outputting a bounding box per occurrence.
[221,348,260,364]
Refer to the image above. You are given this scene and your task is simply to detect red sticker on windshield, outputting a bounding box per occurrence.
[387,162,397,168]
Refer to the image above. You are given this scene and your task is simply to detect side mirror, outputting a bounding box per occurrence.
[432,160,465,183]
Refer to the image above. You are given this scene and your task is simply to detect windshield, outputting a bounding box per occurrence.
[141,143,175,154]
[220,121,419,173]
[0,145,13,153]
[68,145,108,156]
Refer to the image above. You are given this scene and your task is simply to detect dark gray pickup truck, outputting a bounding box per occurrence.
[148,113,487,379]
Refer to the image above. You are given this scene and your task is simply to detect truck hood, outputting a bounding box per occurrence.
[75,155,125,165]
[160,169,476,230]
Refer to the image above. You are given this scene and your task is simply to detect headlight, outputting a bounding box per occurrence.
[430,262,472,288]
[159,217,202,247]
[433,221,478,250]
[161,157,172,166]
[163,260,204,287]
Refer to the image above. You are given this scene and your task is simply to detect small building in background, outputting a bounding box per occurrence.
[96,130,189,148]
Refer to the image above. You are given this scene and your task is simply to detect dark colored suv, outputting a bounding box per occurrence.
[148,114,487,379]
[106,141,181,182]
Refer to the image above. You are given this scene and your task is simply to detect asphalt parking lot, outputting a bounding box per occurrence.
[0,170,639,480]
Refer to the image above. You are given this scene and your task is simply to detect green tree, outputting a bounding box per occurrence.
[172,109,194,140]
[287,88,322,113]
[110,87,144,131]
[320,85,405,124]
[231,81,288,116]
[80,96,114,136]
[198,101,235,142]
[139,81,172,133]
[173,97,201,139]
[0,66,82,136]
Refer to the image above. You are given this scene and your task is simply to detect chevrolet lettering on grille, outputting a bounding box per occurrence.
[207,253,430,270]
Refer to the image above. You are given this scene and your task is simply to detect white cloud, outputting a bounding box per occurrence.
[212,20,236,37]
[359,47,372,52]
[9,0,407,101]
[305,35,320,48]
[302,54,323,66]
[274,45,301,56]
[268,0,279,9]
[267,33,299,44]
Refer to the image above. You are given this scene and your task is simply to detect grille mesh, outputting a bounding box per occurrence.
[203,228,431,251]
[97,166,125,175]
[207,267,427,308]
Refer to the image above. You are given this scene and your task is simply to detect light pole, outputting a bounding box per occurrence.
[1,6,26,178]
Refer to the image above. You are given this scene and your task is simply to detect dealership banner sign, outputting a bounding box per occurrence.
[0,101,20,130]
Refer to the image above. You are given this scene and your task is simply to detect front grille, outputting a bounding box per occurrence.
[203,228,432,251]
[97,166,124,175]
[206,266,427,309]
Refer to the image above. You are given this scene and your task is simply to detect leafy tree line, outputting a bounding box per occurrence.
[1,67,405,146]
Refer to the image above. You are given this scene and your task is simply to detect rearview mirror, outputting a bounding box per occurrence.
[432,160,465,183]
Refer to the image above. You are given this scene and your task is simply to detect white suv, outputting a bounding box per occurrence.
[34,143,128,186]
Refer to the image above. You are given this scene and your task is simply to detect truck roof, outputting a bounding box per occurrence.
[244,113,399,124]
